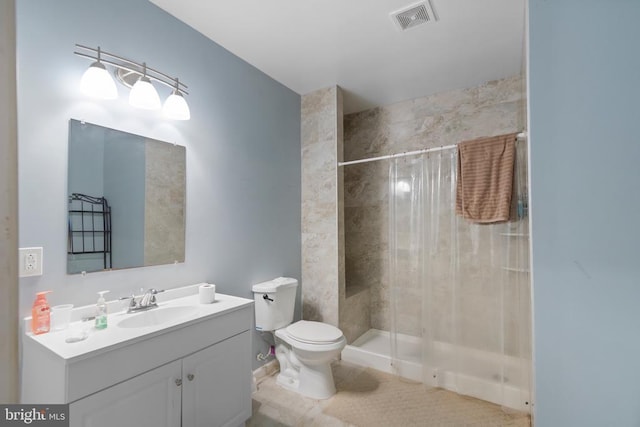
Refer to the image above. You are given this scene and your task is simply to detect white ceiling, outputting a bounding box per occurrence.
[149,0,526,114]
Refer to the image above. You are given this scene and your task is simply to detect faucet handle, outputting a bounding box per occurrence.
[119,294,137,308]
[149,289,165,304]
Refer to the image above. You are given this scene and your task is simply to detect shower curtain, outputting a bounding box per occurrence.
[389,147,531,411]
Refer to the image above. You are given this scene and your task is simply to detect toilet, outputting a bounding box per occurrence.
[252,277,346,399]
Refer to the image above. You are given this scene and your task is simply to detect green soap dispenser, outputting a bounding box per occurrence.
[95,290,110,330]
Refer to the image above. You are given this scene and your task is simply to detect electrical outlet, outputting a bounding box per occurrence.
[19,247,43,277]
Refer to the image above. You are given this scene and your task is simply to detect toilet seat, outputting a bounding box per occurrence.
[285,320,343,344]
[275,320,346,352]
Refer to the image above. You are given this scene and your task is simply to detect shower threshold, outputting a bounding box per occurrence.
[342,329,422,382]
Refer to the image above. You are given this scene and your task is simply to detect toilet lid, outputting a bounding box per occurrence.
[285,320,343,344]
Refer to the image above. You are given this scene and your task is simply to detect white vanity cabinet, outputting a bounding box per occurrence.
[22,290,253,427]
[69,359,182,427]
[70,331,250,427]
[181,331,250,427]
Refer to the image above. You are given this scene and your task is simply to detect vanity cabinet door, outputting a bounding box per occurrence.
[69,359,182,427]
[181,331,251,427]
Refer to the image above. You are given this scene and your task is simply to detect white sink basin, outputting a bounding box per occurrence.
[117,306,198,329]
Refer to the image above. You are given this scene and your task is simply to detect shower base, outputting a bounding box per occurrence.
[342,329,531,413]
[342,328,422,381]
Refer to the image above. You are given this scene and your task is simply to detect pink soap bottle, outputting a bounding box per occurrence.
[31,291,52,335]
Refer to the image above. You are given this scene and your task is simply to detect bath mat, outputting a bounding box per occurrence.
[324,368,530,427]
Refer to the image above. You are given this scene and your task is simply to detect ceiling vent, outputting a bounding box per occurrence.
[390,1,438,31]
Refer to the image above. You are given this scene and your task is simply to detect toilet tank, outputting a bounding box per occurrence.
[252,277,298,331]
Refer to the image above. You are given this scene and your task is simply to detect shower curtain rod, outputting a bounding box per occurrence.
[338,131,527,167]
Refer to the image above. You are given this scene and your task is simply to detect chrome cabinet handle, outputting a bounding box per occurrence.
[175,379,182,386]
[187,374,195,381]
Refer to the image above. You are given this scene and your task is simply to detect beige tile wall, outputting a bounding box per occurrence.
[300,76,529,353]
[343,75,529,354]
[301,87,344,327]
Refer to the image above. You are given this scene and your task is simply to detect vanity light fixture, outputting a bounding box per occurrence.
[129,63,161,110]
[163,78,191,120]
[74,44,190,120]
[79,47,118,100]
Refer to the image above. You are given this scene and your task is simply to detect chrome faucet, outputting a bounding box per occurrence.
[120,288,164,313]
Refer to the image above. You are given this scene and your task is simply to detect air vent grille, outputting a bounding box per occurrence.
[391,1,437,31]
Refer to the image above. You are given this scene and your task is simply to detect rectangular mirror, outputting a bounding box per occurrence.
[67,119,186,274]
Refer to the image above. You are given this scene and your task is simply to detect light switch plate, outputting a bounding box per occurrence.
[19,247,43,277]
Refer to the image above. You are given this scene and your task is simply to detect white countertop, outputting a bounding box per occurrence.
[24,284,254,362]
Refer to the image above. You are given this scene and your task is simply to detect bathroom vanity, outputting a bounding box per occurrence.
[21,285,253,427]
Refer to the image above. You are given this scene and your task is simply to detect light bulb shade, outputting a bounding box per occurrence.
[80,62,117,100]
[163,90,191,120]
[129,76,161,110]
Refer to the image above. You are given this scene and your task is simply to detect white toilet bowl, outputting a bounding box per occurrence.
[274,320,346,399]
[252,278,346,399]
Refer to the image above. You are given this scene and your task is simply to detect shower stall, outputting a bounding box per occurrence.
[339,77,532,412]
[342,144,531,412]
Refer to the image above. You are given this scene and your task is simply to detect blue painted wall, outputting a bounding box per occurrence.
[16,0,301,367]
[529,1,640,425]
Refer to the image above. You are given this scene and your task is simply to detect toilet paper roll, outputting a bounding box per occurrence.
[199,284,216,304]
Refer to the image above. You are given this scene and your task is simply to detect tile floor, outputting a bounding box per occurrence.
[247,361,359,427]
[247,360,531,427]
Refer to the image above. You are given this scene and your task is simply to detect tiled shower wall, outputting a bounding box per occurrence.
[301,86,345,327]
[344,75,527,341]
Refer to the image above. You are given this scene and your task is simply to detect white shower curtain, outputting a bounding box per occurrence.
[389,147,531,412]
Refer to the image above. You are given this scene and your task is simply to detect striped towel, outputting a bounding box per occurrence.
[455,133,518,223]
